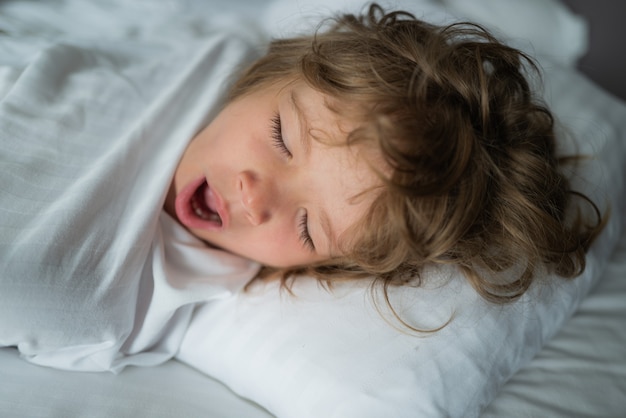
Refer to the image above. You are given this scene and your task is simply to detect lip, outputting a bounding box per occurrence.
[174,176,229,231]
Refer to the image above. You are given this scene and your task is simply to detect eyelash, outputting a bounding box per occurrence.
[298,212,315,252]
[270,113,292,158]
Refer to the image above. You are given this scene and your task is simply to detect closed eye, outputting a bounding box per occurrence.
[271,113,292,158]
[298,211,315,252]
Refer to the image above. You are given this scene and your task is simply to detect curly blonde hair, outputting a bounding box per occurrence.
[230,3,605,304]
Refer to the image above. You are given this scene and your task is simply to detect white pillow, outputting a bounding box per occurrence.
[441,0,589,66]
[177,59,626,417]
[261,0,588,67]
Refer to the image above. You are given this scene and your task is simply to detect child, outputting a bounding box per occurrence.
[0,3,604,371]
[165,3,605,303]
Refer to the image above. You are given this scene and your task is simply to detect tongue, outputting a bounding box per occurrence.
[193,181,221,225]
[203,184,219,215]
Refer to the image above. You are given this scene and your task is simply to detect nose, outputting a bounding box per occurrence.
[238,170,272,226]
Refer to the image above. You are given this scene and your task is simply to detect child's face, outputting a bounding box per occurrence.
[164,80,380,268]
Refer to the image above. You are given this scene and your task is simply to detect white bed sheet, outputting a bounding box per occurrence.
[1,224,624,417]
[0,347,272,418]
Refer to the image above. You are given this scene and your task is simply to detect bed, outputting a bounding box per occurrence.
[1,1,625,417]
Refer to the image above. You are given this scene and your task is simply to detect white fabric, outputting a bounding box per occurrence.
[119,213,259,367]
[0,346,274,418]
[260,0,588,66]
[441,0,589,66]
[0,28,259,371]
[483,221,626,415]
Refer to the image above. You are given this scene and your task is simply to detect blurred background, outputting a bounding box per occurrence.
[561,1,626,101]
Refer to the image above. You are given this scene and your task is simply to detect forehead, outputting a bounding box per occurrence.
[288,81,363,142]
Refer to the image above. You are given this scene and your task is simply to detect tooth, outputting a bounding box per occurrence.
[209,213,221,225]
[191,194,221,224]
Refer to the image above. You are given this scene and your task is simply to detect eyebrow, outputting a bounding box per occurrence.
[290,90,311,154]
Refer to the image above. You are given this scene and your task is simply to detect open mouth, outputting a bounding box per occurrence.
[175,177,225,230]
[191,181,222,225]
[189,181,222,226]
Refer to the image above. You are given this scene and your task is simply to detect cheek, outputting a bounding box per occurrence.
[246,228,292,258]
[229,228,313,268]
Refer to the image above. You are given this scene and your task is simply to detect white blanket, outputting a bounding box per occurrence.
[0,28,259,371]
